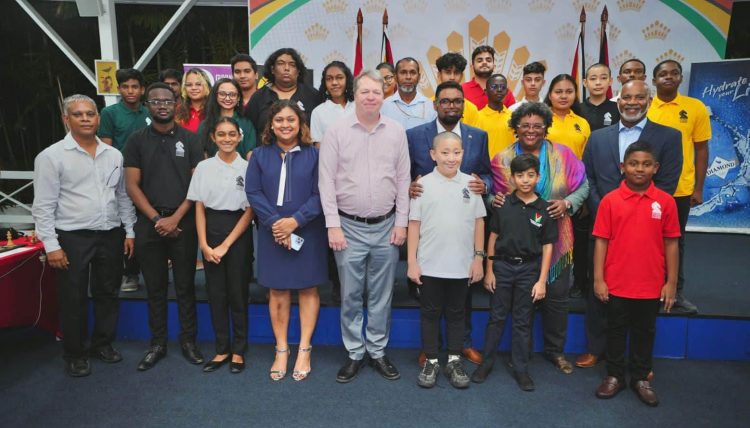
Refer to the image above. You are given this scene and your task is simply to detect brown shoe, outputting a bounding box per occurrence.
[548,354,573,374]
[418,351,427,368]
[575,353,598,368]
[631,380,659,406]
[462,347,482,365]
[596,376,625,399]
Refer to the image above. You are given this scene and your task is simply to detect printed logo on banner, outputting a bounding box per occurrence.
[707,156,738,180]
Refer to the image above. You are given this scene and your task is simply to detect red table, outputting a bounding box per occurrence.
[0,237,59,335]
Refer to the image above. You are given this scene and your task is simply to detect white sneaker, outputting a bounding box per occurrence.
[120,275,139,292]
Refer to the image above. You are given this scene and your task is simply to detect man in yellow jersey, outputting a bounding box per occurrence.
[434,52,480,126]
[647,59,710,315]
[475,74,516,159]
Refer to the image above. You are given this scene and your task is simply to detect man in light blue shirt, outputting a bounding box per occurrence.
[380,57,437,130]
[32,94,136,377]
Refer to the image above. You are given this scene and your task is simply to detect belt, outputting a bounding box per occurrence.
[338,207,395,225]
[490,255,538,265]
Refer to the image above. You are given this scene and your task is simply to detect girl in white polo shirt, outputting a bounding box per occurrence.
[187,117,254,374]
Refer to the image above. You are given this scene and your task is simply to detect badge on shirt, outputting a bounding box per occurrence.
[462,187,470,202]
[529,213,543,228]
[603,112,612,126]
[651,201,662,220]
[574,123,582,133]
[236,175,244,190]
[175,141,185,157]
[297,100,305,111]
[145,117,152,126]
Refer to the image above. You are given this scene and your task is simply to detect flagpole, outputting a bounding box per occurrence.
[600,5,612,98]
[579,7,587,101]
[381,9,388,63]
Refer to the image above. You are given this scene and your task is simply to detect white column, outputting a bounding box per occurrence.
[98,0,119,106]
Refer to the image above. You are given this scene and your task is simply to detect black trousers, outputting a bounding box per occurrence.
[135,213,198,347]
[584,234,608,356]
[203,209,252,356]
[605,295,660,382]
[538,266,572,357]
[572,211,591,290]
[56,228,123,360]
[482,259,538,373]
[419,276,468,359]
[674,196,690,292]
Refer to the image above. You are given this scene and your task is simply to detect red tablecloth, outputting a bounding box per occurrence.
[0,237,59,335]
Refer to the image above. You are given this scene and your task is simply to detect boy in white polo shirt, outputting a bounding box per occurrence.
[407,131,487,389]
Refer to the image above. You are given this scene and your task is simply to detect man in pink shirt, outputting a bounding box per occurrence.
[319,70,411,384]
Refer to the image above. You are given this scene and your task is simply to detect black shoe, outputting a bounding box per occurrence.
[230,355,245,374]
[444,359,470,389]
[336,357,365,383]
[514,371,535,391]
[203,356,230,373]
[137,345,166,371]
[471,361,494,383]
[65,358,91,377]
[181,342,204,365]
[671,294,698,315]
[407,279,421,301]
[370,355,400,380]
[91,345,122,363]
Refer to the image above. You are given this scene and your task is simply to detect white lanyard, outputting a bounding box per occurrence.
[276,145,301,206]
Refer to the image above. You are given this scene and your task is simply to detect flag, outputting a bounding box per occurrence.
[353,9,363,76]
[571,7,586,102]
[381,9,393,65]
[599,6,613,98]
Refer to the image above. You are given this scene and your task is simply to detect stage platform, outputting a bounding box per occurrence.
[110,232,749,361]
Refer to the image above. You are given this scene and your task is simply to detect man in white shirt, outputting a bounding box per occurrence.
[32,94,136,377]
[509,62,546,112]
[380,57,437,130]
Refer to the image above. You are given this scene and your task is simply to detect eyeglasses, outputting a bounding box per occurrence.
[437,98,464,107]
[382,75,395,82]
[146,100,176,107]
[488,83,507,91]
[217,91,239,99]
[517,123,545,131]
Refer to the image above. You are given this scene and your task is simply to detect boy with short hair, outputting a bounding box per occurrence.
[580,63,620,131]
[509,61,546,112]
[593,141,680,407]
[407,131,486,389]
[471,153,557,391]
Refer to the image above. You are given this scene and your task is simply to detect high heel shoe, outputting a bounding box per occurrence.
[269,347,289,381]
[292,346,312,381]
[230,354,245,374]
[203,355,230,373]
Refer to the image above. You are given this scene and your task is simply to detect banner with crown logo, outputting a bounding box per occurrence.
[248,0,731,99]
[687,59,750,234]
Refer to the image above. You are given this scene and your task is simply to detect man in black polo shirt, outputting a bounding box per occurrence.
[124,83,205,371]
[246,47,321,136]
[580,64,620,131]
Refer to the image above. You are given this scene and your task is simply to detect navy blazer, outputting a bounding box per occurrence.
[406,120,492,190]
[582,119,683,215]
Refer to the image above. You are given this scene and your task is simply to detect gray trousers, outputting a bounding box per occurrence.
[335,215,398,360]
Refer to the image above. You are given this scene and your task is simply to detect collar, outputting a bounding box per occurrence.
[431,167,462,183]
[466,79,482,88]
[62,133,109,155]
[508,191,544,208]
[348,111,387,132]
[272,143,302,154]
[652,92,683,107]
[118,100,147,114]
[148,124,178,136]
[618,180,658,200]
[436,120,462,137]
[213,151,244,167]
[619,117,648,132]
[389,92,427,106]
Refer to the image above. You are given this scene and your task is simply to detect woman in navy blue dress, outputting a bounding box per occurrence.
[245,100,327,381]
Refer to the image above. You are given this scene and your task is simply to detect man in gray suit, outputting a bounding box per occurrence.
[577,80,682,368]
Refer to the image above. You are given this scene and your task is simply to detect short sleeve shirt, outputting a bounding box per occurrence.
[187,154,250,211]
[580,98,620,131]
[409,169,486,278]
[647,93,712,197]
[474,106,516,159]
[593,181,681,299]
[123,125,203,210]
[489,192,558,258]
[546,111,591,159]
[97,101,151,152]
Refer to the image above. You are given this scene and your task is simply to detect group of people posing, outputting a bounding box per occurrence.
[32,45,710,409]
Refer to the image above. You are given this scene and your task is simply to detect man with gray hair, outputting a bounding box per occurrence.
[32,94,136,377]
[579,79,682,370]
[319,70,411,383]
[380,57,437,130]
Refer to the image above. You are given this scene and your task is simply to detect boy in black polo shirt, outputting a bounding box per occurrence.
[471,154,558,391]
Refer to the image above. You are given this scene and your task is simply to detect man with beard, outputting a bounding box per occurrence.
[475,74,517,160]
[406,80,491,367]
[124,83,205,371]
[462,46,515,110]
[647,59,711,315]
[434,52,480,126]
[381,57,436,130]
[579,79,682,369]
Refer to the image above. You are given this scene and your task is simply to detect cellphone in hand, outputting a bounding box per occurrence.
[290,233,304,251]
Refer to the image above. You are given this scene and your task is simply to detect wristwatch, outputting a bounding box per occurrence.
[151,214,162,223]
[474,250,487,258]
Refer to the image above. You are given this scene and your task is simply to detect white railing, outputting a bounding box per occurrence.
[0,170,34,225]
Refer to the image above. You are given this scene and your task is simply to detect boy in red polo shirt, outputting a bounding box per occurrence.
[592,141,680,407]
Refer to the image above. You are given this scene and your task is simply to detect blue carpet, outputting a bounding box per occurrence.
[1,332,748,427]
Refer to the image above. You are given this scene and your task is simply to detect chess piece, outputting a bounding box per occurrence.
[30,230,38,244]
[4,231,16,249]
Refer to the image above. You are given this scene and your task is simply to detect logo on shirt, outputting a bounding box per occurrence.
[651,201,662,220]
[603,112,612,126]
[574,123,582,133]
[530,213,543,228]
[145,117,152,126]
[175,141,185,157]
[236,176,244,189]
[679,110,688,123]
[462,187,470,202]
[297,100,305,111]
